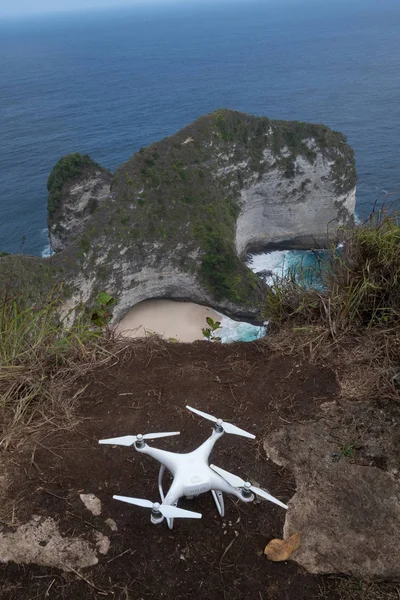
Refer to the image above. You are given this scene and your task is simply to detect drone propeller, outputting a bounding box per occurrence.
[210,464,288,510]
[113,495,202,519]
[98,431,180,446]
[186,405,255,439]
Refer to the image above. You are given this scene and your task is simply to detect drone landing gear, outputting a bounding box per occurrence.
[211,489,225,517]
[184,490,225,517]
[157,465,225,528]
[158,465,178,529]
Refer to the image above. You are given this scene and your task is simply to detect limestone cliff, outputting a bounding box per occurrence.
[0,110,356,322]
[235,142,356,256]
[47,153,112,252]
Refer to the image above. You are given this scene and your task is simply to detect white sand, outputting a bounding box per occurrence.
[115,299,220,343]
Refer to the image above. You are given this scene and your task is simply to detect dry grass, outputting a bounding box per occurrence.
[335,337,398,402]
[263,210,400,339]
[0,290,129,526]
[326,578,400,600]
[261,210,400,407]
[0,288,117,450]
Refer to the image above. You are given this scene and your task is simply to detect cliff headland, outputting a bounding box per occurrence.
[0,109,356,323]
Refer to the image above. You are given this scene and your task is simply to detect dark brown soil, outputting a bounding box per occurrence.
[1,340,341,600]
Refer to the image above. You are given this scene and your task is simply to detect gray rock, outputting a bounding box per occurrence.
[49,168,111,252]
[264,422,400,581]
[235,150,355,258]
[0,516,107,571]
[79,493,102,516]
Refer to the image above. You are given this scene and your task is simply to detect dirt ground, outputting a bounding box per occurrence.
[0,339,350,599]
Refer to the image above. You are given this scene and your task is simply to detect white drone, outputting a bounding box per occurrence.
[99,405,288,529]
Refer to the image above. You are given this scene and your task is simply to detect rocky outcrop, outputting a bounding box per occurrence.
[0,110,357,322]
[47,153,112,252]
[56,111,356,322]
[264,405,400,581]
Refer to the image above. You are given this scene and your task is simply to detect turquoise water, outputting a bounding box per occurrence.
[217,250,327,343]
[217,315,267,344]
[249,249,329,288]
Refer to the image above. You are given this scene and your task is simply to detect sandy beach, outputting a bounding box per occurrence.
[115,299,220,342]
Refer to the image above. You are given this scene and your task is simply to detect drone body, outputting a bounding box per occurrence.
[99,405,288,529]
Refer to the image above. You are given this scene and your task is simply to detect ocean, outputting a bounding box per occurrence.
[1,0,400,260]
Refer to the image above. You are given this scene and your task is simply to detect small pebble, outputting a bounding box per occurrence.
[105,518,118,532]
[79,493,102,516]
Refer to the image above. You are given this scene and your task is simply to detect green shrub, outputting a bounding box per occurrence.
[202,317,221,341]
[196,223,254,303]
[90,292,117,327]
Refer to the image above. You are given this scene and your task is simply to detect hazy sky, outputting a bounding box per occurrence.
[0,0,236,18]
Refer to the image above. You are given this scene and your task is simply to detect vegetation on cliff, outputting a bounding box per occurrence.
[47,152,107,217]
[212,110,356,193]
[264,210,400,332]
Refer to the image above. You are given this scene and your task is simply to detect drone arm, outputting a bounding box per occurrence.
[209,471,247,501]
[136,444,180,475]
[196,428,224,460]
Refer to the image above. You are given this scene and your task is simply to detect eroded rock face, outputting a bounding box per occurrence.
[264,419,400,581]
[235,150,356,257]
[48,169,111,252]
